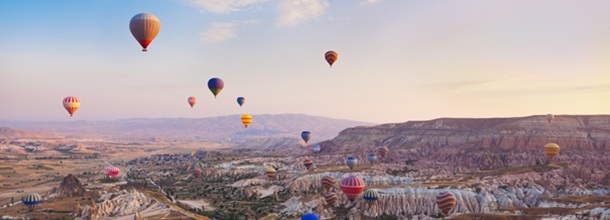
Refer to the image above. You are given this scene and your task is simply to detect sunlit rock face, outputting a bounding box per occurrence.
[74,189,169,219]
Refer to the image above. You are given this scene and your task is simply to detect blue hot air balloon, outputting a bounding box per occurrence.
[346,156,357,170]
[207,78,224,98]
[368,153,377,163]
[313,145,321,153]
[22,193,41,211]
[301,213,320,220]
[301,131,312,143]
[237,97,245,107]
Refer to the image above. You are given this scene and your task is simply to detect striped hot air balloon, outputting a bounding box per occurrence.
[207,78,224,98]
[312,145,321,153]
[301,131,312,143]
[544,143,560,159]
[436,191,456,216]
[346,156,357,170]
[129,13,161,52]
[241,114,252,128]
[237,97,245,107]
[265,167,276,180]
[303,159,314,170]
[362,189,379,204]
[187,96,197,108]
[321,176,336,191]
[367,153,377,163]
[340,175,365,202]
[378,146,389,159]
[62,96,80,117]
[22,193,41,210]
[325,50,338,67]
[103,166,120,178]
[324,192,338,206]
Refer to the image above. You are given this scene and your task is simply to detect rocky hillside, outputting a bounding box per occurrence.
[0,127,60,139]
[53,174,85,197]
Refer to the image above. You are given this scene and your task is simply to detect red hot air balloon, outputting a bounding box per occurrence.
[187,96,197,108]
[325,50,338,67]
[321,176,336,191]
[103,166,120,178]
[62,96,80,117]
[303,159,314,170]
[130,13,161,52]
[340,175,365,202]
[436,191,457,216]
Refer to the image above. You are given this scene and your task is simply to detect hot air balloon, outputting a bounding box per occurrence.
[544,143,560,159]
[313,145,321,153]
[191,149,207,159]
[265,167,276,180]
[191,162,202,178]
[301,213,319,220]
[241,114,252,128]
[367,153,377,163]
[321,176,336,191]
[340,175,365,202]
[324,192,338,206]
[303,159,314,170]
[325,50,338,67]
[62,96,80,117]
[546,114,555,123]
[378,146,389,159]
[301,131,312,143]
[22,193,41,211]
[187,96,197,108]
[103,166,120,178]
[346,156,357,170]
[129,13,161,52]
[436,191,456,216]
[362,189,379,204]
[237,97,245,107]
[207,78,224,98]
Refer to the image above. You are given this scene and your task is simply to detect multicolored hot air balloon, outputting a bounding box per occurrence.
[324,192,338,206]
[546,114,555,123]
[340,175,365,202]
[187,96,197,108]
[362,189,379,204]
[22,193,41,211]
[207,78,224,98]
[301,213,320,220]
[346,156,357,170]
[103,166,120,178]
[129,13,161,52]
[313,145,321,153]
[544,143,560,159]
[241,114,252,128]
[325,50,338,67]
[436,191,456,216]
[62,96,80,117]
[303,159,314,170]
[237,97,245,107]
[368,153,377,163]
[265,167,276,180]
[321,176,336,191]
[378,146,389,159]
[301,131,312,143]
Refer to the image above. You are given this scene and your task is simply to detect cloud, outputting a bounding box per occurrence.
[201,20,260,42]
[276,0,329,26]
[359,0,381,6]
[186,0,270,13]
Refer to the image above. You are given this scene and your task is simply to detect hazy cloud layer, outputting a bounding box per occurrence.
[186,0,270,13]
[201,20,260,42]
[276,0,329,26]
[360,0,381,6]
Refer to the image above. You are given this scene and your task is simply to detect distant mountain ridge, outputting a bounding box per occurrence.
[0,114,374,145]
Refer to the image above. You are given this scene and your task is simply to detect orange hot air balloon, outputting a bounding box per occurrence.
[187,96,197,108]
[130,13,161,52]
[241,114,252,128]
[62,96,80,117]
[325,50,338,67]
[544,143,560,159]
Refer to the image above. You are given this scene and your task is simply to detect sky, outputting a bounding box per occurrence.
[1,0,609,124]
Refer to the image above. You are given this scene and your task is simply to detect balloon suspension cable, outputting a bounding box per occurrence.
[142,48,147,52]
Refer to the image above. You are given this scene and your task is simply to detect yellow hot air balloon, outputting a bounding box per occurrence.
[241,114,252,128]
[544,143,560,159]
[265,167,276,179]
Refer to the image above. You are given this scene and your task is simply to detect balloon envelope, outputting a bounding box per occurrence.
[62,96,80,117]
[378,146,389,159]
[340,175,365,202]
[22,193,41,209]
[436,191,457,216]
[241,114,252,128]
[321,176,336,191]
[301,131,312,143]
[303,159,314,170]
[346,156,357,170]
[237,97,245,107]
[546,114,555,123]
[324,192,338,206]
[301,213,319,220]
[363,189,379,203]
[129,13,160,52]
[207,78,224,98]
[313,145,321,153]
[325,50,338,67]
[544,143,560,159]
[367,153,377,163]
[187,96,197,108]
[265,167,276,179]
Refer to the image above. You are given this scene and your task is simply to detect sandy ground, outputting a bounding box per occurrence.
[178,199,216,211]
